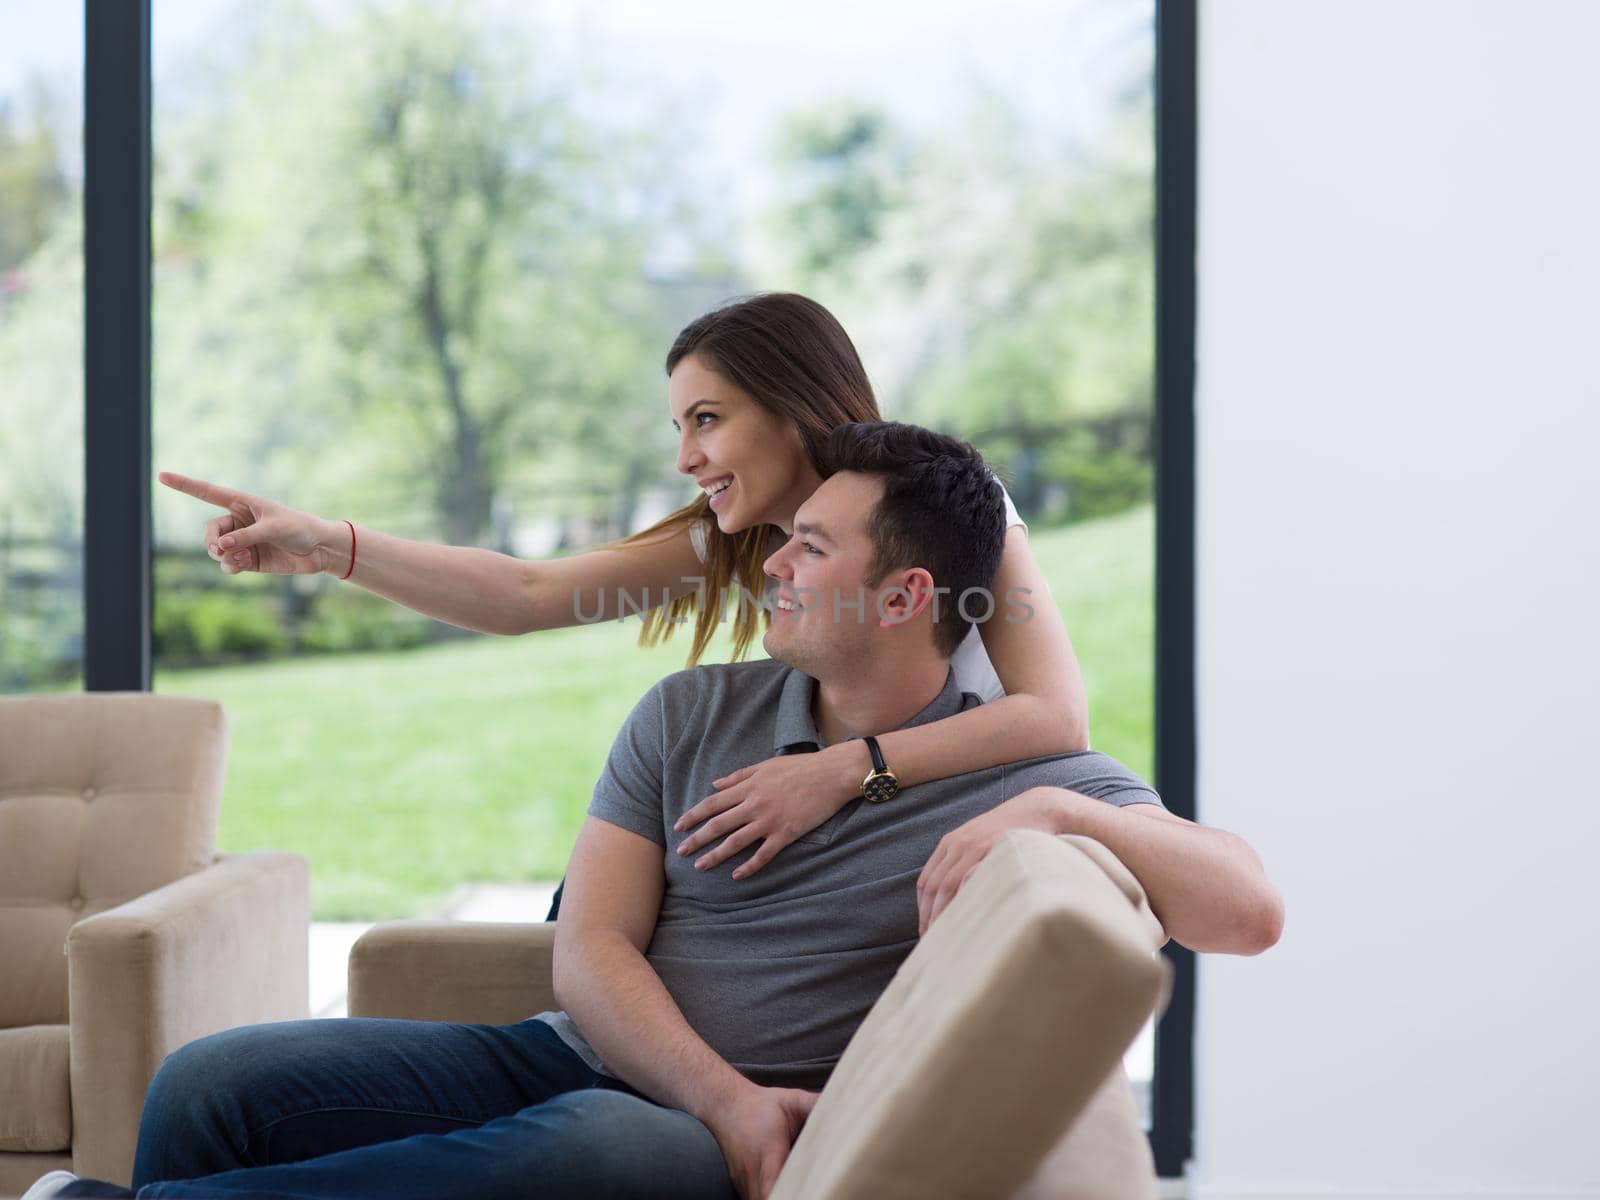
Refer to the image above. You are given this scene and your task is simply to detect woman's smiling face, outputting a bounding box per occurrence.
[669,353,825,535]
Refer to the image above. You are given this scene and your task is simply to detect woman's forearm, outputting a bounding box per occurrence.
[868,692,1083,789]
[312,516,704,637]
[977,526,1093,751]
[313,518,535,636]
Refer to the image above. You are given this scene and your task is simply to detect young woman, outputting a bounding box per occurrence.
[160,293,1090,879]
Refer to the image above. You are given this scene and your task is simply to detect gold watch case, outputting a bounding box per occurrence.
[862,768,900,804]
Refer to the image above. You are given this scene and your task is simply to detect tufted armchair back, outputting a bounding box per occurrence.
[0,693,227,1029]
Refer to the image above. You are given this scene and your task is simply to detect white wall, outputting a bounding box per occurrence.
[1194,2,1600,1197]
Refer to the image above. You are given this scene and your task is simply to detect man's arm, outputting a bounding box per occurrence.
[552,815,821,1199]
[917,788,1283,956]
[551,814,749,1122]
[1046,790,1283,955]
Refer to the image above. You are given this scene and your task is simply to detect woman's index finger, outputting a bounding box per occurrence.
[157,471,247,510]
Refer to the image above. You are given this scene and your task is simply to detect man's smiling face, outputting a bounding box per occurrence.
[760,470,888,677]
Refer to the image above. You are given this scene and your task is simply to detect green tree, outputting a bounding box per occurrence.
[763,82,1155,525]
[0,82,69,273]
[0,91,82,688]
[0,229,81,542]
[0,76,80,544]
[155,0,680,550]
[766,101,907,285]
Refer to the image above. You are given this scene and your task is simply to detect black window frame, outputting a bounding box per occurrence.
[79,0,1199,1176]
[83,0,153,692]
[1152,0,1198,1178]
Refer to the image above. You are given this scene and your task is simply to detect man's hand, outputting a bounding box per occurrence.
[704,1082,820,1200]
[916,787,1066,936]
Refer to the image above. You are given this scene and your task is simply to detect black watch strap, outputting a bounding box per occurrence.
[860,735,899,803]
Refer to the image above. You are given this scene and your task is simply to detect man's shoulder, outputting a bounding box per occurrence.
[630,659,793,763]
[645,657,792,717]
[1001,749,1165,808]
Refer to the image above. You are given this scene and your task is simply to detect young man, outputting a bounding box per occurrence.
[33,423,1280,1200]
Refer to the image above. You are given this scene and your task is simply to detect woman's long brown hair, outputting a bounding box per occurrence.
[613,293,882,666]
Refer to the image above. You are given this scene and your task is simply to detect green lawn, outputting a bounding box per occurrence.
[155,505,1153,920]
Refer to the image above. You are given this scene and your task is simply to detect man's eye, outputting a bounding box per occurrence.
[802,541,821,555]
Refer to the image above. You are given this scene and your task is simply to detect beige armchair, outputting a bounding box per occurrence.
[350,829,1171,1199]
[0,693,310,1195]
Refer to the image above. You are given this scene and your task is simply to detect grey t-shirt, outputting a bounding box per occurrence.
[535,658,1161,1091]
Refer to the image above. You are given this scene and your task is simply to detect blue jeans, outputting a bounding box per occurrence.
[119,1017,737,1199]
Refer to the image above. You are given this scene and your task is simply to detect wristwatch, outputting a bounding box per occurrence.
[860,735,900,804]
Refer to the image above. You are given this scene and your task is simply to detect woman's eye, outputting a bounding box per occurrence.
[696,412,716,427]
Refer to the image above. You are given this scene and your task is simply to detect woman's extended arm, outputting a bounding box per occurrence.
[674,525,1095,877]
[314,516,707,635]
[161,471,707,637]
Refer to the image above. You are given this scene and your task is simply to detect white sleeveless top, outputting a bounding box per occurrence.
[690,483,1025,702]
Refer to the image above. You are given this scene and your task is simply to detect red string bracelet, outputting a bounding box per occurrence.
[339,520,357,581]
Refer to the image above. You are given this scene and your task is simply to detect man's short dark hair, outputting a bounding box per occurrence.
[820,421,1007,656]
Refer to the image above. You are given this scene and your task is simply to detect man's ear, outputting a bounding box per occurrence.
[877,567,938,628]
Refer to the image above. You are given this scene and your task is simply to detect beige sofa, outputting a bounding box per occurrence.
[350,829,1171,1199]
[0,693,311,1195]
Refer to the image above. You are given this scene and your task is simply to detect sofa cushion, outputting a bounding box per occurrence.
[0,907,77,1028]
[0,1154,75,1199]
[0,694,227,1027]
[1013,1068,1157,1200]
[770,831,1170,1200]
[0,1024,72,1152]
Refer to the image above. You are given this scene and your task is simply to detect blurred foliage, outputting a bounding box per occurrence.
[0,85,69,272]
[0,541,82,691]
[297,587,432,655]
[155,589,287,660]
[149,0,685,551]
[0,0,1156,686]
[767,101,909,286]
[1049,446,1152,522]
[0,156,81,549]
[765,85,1154,525]
[151,555,433,665]
[1,57,84,610]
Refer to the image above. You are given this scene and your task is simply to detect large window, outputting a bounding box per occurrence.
[0,4,84,693]
[59,0,1181,1152]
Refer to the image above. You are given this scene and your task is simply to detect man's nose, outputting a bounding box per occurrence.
[763,542,791,580]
